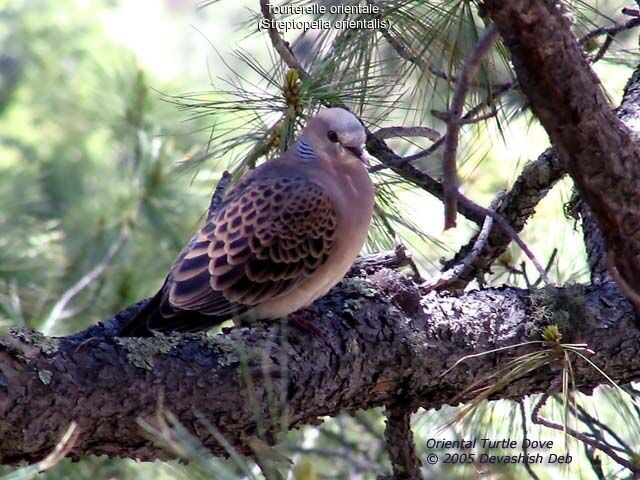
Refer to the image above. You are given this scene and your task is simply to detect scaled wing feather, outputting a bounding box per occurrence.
[167,175,337,315]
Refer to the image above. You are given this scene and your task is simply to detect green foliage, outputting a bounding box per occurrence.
[0,0,215,336]
[2,0,640,479]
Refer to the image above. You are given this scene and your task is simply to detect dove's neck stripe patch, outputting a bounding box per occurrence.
[297,138,316,162]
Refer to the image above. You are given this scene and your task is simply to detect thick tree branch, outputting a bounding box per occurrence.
[482,0,640,298]
[0,273,638,465]
[446,50,640,286]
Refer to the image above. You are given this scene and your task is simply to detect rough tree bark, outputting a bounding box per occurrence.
[0,273,636,464]
[4,0,640,470]
[483,0,640,293]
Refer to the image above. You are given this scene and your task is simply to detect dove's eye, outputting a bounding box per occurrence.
[327,130,339,143]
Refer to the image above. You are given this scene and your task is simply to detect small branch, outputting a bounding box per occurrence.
[532,383,640,473]
[428,65,514,91]
[577,12,640,65]
[258,0,309,78]
[41,229,129,335]
[455,190,552,285]
[421,193,502,292]
[459,110,498,125]
[373,126,440,143]
[579,15,640,46]
[591,36,615,64]
[384,404,422,480]
[442,24,499,229]
[623,7,640,17]
[518,400,541,480]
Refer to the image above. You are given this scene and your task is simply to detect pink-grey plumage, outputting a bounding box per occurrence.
[119,108,375,336]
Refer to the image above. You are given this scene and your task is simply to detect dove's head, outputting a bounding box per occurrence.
[298,108,371,167]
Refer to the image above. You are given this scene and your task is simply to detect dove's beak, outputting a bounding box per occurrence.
[346,146,371,167]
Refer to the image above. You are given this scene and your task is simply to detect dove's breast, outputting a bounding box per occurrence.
[251,163,375,319]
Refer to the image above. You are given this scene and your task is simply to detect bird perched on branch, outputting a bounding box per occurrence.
[119,108,375,336]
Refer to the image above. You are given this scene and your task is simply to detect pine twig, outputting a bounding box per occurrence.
[441,24,499,230]
[532,381,640,474]
[373,126,440,142]
[258,0,309,78]
[422,192,503,292]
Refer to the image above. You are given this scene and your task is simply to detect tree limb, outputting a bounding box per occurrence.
[384,403,422,480]
[482,0,640,299]
[0,272,638,465]
[443,148,564,285]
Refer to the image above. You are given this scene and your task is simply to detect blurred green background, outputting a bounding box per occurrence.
[1,0,640,478]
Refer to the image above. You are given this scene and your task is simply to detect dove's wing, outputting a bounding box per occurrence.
[144,174,337,331]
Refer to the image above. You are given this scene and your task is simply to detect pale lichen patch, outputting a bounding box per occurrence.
[38,369,53,385]
[528,285,588,340]
[339,277,377,298]
[199,335,242,366]
[115,333,185,370]
[9,328,60,355]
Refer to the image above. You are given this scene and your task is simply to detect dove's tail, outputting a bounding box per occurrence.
[117,282,242,337]
[117,289,166,337]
